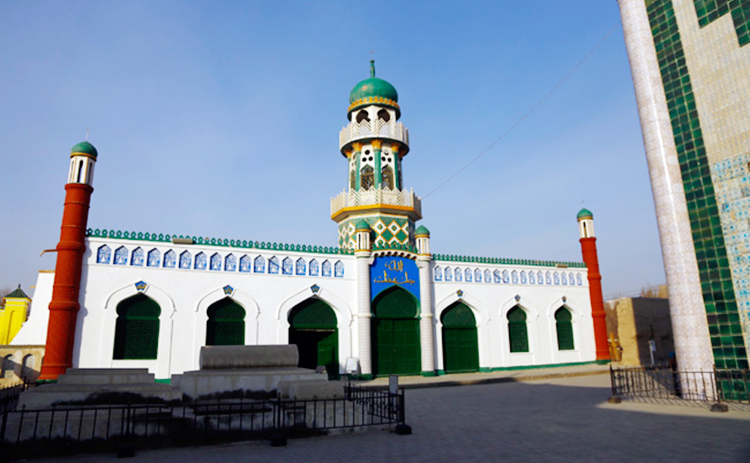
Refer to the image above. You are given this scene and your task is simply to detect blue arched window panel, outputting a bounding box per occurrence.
[576,273,583,285]
[434,266,443,282]
[511,270,519,284]
[561,272,568,285]
[493,269,501,283]
[179,251,192,269]
[282,257,293,275]
[164,250,177,268]
[296,258,306,275]
[269,256,280,274]
[529,271,536,284]
[569,272,575,286]
[475,268,482,283]
[194,252,207,270]
[538,271,544,284]
[484,269,491,283]
[254,255,265,273]
[210,253,222,271]
[114,246,129,266]
[130,247,144,266]
[334,260,344,278]
[444,267,452,282]
[454,268,462,282]
[545,271,552,284]
[309,259,319,276]
[553,272,560,285]
[502,270,509,284]
[97,245,111,264]
[239,255,252,273]
[464,268,472,282]
[225,254,237,272]
[521,271,527,284]
[322,260,332,277]
[147,249,160,267]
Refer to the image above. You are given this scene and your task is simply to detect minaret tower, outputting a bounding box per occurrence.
[577,208,610,361]
[331,60,421,250]
[39,141,97,380]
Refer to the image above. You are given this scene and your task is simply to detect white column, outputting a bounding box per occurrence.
[619,0,713,372]
[418,257,435,374]
[355,252,373,376]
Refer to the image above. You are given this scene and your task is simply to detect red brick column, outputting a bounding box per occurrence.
[580,237,610,361]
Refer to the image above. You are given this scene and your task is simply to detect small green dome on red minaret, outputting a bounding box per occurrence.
[577,208,593,220]
[71,141,98,158]
[348,60,400,118]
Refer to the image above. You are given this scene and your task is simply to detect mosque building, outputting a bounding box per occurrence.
[12,62,607,381]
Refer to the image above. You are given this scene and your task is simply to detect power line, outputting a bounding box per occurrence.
[423,22,621,199]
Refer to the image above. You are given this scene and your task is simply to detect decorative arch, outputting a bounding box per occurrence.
[371,286,420,376]
[2,355,15,379]
[97,245,111,264]
[435,291,489,371]
[555,307,574,350]
[210,253,222,271]
[507,306,529,353]
[288,298,339,378]
[194,288,260,361]
[206,298,246,346]
[440,301,479,374]
[131,247,144,266]
[113,294,161,360]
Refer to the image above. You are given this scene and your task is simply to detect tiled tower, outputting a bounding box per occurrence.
[577,209,609,361]
[39,141,97,380]
[618,0,750,372]
[331,60,422,251]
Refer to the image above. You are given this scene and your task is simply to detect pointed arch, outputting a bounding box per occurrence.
[206,297,246,346]
[371,286,420,376]
[113,294,161,360]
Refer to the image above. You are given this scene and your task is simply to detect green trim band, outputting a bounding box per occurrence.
[432,254,585,268]
[420,371,437,377]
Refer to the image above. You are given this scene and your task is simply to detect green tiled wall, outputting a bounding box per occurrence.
[647,0,748,369]
[693,0,750,46]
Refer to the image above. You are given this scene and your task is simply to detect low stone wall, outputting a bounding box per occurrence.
[0,345,45,387]
[199,345,298,370]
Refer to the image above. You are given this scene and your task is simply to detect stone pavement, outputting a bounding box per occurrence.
[19,367,750,463]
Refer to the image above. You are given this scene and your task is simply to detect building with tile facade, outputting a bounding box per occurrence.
[13,62,603,380]
[618,0,750,372]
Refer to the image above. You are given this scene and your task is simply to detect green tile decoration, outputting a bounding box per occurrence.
[647,0,748,370]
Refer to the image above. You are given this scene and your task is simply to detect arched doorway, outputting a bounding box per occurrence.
[507,306,529,353]
[555,307,574,350]
[441,302,479,373]
[206,298,246,346]
[113,294,161,360]
[288,298,339,379]
[372,287,420,376]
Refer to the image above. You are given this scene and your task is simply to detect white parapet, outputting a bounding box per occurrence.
[339,119,409,150]
[330,187,422,218]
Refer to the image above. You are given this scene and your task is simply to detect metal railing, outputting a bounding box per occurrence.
[609,365,750,404]
[0,384,405,458]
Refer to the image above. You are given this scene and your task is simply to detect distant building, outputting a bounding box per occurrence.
[618,0,750,372]
[0,286,30,344]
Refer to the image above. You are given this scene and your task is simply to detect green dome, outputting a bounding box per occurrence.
[415,225,430,236]
[348,61,400,117]
[71,141,98,158]
[354,219,371,231]
[577,208,593,219]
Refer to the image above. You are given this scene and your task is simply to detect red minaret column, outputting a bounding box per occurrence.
[39,141,98,380]
[577,208,610,361]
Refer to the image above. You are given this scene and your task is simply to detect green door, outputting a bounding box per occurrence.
[289,298,339,379]
[441,302,479,373]
[372,287,421,377]
[206,298,245,346]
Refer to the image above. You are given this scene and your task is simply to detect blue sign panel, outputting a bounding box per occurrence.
[371,256,420,301]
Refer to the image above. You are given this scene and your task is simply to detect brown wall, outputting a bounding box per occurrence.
[604,297,673,366]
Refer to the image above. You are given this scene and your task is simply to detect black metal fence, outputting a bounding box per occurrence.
[609,365,750,404]
[0,384,405,458]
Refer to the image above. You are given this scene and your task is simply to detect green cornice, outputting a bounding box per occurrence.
[86,228,353,255]
[431,253,586,268]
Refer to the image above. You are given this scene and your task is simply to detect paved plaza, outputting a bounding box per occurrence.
[20,372,750,462]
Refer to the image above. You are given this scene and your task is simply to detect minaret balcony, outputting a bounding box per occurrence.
[331,187,422,222]
[339,119,410,153]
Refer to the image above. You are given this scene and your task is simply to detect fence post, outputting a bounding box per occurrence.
[710,367,729,412]
[608,365,621,404]
[270,398,286,447]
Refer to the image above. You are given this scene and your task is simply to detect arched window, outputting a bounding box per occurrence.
[537,271,544,284]
[484,269,492,283]
[322,260,332,277]
[454,268,462,282]
[147,249,161,267]
[511,270,518,284]
[113,294,161,360]
[238,255,251,272]
[520,271,527,284]
[131,247,144,266]
[334,260,345,278]
[545,271,552,284]
[502,270,509,284]
[114,246,128,265]
[21,354,35,380]
[377,109,390,122]
[254,255,265,273]
[356,110,370,123]
[225,254,237,272]
[493,270,501,283]
[576,273,583,285]
[349,168,356,190]
[555,307,574,351]
[163,250,177,268]
[475,268,482,283]
[444,266,452,282]
[464,268,472,282]
[179,251,192,269]
[296,258,307,275]
[507,307,529,353]
[382,165,394,189]
[206,298,245,346]
[561,272,568,285]
[282,257,293,275]
[97,245,111,264]
[360,165,374,190]
[554,272,560,285]
[529,271,536,284]
[194,252,207,270]
[434,266,443,281]
[569,272,575,285]
[210,253,222,271]
[309,259,319,276]
[269,256,280,274]
[2,355,15,379]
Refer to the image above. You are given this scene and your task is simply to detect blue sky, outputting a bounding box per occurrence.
[0,1,665,299]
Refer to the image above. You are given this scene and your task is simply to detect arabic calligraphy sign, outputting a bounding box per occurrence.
[371,256,420,301]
